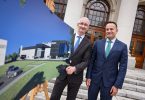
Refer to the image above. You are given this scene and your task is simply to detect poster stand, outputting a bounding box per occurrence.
[20,80,50,100]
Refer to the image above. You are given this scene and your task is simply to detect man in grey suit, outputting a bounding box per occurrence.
[86,21,128,100]
[51,17,92,100]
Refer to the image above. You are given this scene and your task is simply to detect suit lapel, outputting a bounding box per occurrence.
[75,37,87,52]
[107,39,119,58]
[71,34,75,54]
[102,39,106,59]
[71,36,87,57]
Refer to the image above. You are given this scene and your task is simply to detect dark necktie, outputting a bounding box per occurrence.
[74,36,81,51]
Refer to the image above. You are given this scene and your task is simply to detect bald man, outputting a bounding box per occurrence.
[50,17,92,100]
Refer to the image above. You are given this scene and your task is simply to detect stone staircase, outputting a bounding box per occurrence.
[31,68,145,100]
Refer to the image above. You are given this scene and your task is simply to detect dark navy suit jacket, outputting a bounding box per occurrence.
[86,39,128,89]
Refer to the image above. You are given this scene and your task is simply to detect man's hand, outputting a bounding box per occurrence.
[86,79,91,89]
[66,66,76,75]
[110,86,118,96]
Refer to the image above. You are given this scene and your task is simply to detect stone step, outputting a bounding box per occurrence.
[49,77,145,92]
[34,91,134,100]
[48,79,145,100]
[48,82,88,99]
[118,89,145,100]
[80,80,145,94]
[35,92,83,100]
[124,78,145,87]
[47,82,133,100]
[82,76,145,87]
[83,76,145,88]
[123,83,145,93]
[126,69,145,81]
[125,74,145,82]
[83,70,145,83]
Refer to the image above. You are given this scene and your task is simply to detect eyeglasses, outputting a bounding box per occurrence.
[78,22,89,26]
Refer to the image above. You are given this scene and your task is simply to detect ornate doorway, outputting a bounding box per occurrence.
[130,6,145,69]
[87,26,105,43]
[84,0,110,43]
[130,35,145,68]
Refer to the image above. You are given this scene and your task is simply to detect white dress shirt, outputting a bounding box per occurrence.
[74,33,85,47]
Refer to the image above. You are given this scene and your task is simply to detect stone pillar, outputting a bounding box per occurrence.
[116,0,139,48]
[64,0,84,29]
[116,0,139,69]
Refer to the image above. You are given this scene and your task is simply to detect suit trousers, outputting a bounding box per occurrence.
[88,79,113,100]
[50,77,81,100]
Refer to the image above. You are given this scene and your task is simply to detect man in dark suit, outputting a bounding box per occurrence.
[86,21,128,100]
[50,17,92,100]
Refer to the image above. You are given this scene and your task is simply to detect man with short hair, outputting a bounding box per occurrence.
[51,17,92,100]
[86,21,128,100]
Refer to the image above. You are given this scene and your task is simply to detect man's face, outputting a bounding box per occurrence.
[77,18,89,35]
[105,23,118,40]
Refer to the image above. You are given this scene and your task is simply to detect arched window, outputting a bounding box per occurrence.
[84,0,110,27]
[133,6,145,36]
[54,0,68,20]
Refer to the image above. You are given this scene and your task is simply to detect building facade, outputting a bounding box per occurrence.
[52,0,145,69]
[19,43,51,60]
[50,40,69,59]
[0,39,7,66]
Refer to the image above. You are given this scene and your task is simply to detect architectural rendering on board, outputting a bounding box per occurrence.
[19,40,70,60]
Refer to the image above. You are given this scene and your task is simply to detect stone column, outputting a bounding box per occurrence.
[116,0,139,69]
[116,0,139,48]
[64,0,84,29]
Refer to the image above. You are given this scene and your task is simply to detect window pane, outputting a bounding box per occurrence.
[138,20,143,25]
[97,12,101,16]
[89,15,92,19]
[135,41,145,55]
[92,16,96,20]
[89,10,93,15]
[85,1,109,27]
[100,17,103,22]
[133,7,145,35]
[54,0,68,20]
[100,12,104,17]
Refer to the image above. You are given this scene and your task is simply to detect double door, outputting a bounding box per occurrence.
[87,26,105,43]
[130,34,145,69]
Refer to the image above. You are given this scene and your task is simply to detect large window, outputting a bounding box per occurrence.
[44,0,68,20]
[133,6,145,36]
[54,0,68,20]
[84,0,110,27]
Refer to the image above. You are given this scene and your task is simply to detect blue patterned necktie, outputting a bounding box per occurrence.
[74,36,81,51]
[105,40,112,57]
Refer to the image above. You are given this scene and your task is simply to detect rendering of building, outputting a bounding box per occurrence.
[0,39,7,66]
[19,40,69,60]
[51,0,145,69]
[50,40,69,59]
[19,43,51,60]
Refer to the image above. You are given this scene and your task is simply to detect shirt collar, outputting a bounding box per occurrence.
[75,33,85,39]
[106,37,116,43]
